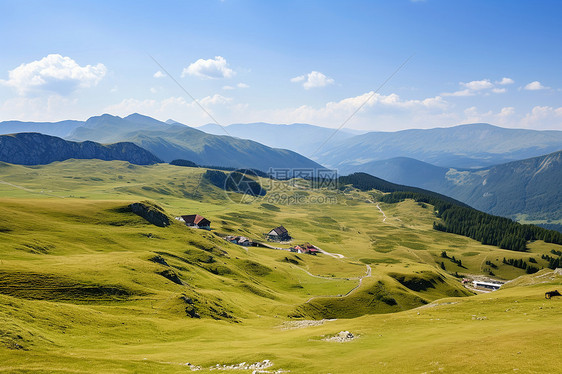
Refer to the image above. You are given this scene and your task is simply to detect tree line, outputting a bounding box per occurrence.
[378,191,562,252]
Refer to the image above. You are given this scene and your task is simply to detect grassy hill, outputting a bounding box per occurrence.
[1,160,561,373]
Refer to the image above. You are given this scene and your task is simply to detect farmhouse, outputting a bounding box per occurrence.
[178,214,211,230]
[267,225,291,241]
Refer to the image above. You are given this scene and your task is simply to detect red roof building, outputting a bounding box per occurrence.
[181,214,211,229]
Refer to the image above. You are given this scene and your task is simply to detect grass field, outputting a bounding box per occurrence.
[1,160,561,373]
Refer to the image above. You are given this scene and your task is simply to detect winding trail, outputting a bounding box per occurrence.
[366,199,387,223]
[303,264,372,303]
[375,202,387,222]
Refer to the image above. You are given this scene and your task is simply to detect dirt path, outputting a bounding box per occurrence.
[258,241,345,259]
[366,199,387,223]
[304,265,372,303]
[314,246,345,259]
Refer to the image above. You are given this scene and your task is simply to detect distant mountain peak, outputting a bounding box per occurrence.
[125,113,156,121]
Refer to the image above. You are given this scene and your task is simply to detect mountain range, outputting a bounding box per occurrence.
[196,122,562,170]
[67,114,322,171]
[358,152,562,224]
[0,114,322,172]
[0,132,161,165]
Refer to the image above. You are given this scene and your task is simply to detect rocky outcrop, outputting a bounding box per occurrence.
[129,201,170,227]
[0,132,161,165]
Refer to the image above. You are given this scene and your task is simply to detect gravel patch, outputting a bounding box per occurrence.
[279,319,336,330]
[322,331,357,343]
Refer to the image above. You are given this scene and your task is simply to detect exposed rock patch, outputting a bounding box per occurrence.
[157,269,183,285]
[129,201,170,227]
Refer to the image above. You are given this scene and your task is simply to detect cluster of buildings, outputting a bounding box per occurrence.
[175,216,318,255]
[290,243,320,255]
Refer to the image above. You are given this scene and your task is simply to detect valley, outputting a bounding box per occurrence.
[1,160,561,373]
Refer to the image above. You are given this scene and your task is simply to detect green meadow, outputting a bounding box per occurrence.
[1,160,561,373]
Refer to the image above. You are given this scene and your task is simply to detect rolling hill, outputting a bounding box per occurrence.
[0,132,161,165]
[1,159,561,372]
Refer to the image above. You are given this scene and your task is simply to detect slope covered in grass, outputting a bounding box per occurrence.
[1,159,562,372]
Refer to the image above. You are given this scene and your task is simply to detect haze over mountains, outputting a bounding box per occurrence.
[317,123,562,170]
[0,120,83,138]
[197,122,363,158]
[203,122,562,170]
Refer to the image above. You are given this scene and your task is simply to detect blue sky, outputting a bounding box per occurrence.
[0,0,561,131]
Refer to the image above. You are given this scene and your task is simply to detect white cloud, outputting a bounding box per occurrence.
[199,94,232,106]
[442,89,474,97]
[496,77,514,85]
[498,106,515,117]
[291,71,334,89]
[223,82,249,90]
[524,81,548,91]
[239,91,450,130]
[153,71,166,78]
[0,54,106,96]
[461,79,494,91]
[520,106,562,128]
[181,56,235,79]
[443,78,511,97]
